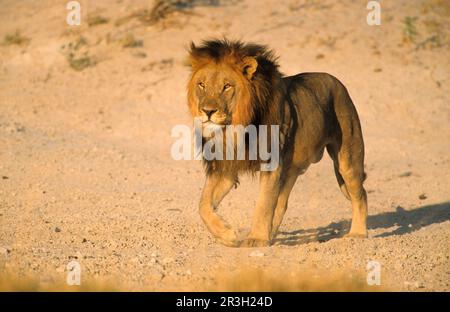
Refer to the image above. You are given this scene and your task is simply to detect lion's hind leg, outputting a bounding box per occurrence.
[270,168,298,239]
[342,174,368,238]
[339,152,368,238]
[327,141,368,238]
[329,79,368,238]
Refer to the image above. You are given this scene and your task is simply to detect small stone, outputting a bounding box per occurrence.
[249,250,265,257]
[0,247,9,255]
[399,171,412,177]
[418,193,427,200]
[54,227,61,233]
[82,238,87,243]
[16,124,25,132]
[150,270,164,281]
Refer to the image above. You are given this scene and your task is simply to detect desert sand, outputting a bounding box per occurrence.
[0,0,449,291]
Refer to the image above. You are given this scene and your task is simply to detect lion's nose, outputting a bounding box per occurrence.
[201,108,218,119]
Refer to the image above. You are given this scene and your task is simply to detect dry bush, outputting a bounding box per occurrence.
[212,267,385,292]
[0,267,385,291]
[116,0,220,27]
[60,36,96,71]
[0,272,116,291]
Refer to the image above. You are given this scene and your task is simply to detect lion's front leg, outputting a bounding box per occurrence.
[199,171,238,247]
[240,168,282,247]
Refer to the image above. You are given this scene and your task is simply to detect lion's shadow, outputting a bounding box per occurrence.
[273,202,450,246]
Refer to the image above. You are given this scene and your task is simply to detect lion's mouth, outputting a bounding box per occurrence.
[202,120,226,128]
[201,121,226,138]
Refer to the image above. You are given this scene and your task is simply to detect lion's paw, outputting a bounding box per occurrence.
[343,232,367,239]
[216,238,239,247]
[215,229,239,247]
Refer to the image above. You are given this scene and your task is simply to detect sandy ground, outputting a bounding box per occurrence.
[0,0,449,291]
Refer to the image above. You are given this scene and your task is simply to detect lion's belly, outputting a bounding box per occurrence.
[291,141,327,170]
[289,118,330,172]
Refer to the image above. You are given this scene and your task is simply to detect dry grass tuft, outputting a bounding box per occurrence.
[403,16,419,43]
[3,30,30,46]
[87,14,110,27]
[67,55,95,71]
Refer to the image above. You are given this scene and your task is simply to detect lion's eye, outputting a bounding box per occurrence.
[198,82,205,90]
[223,83,232,91]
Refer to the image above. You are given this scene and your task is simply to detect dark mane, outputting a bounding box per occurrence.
[190,38,278,66]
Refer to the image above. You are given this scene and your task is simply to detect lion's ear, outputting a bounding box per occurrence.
[186,42,200,69]
[242,57,258,80]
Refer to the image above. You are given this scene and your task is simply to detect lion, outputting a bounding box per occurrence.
[187,39,367,247]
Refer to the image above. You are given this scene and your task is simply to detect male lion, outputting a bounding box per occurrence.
[187,39,367,247]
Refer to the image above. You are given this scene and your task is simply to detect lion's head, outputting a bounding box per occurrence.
[186,39,284,173]
[187,39,282,129]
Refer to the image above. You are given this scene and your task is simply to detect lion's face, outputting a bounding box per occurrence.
[190,63,239,127]
[188,55,258,130]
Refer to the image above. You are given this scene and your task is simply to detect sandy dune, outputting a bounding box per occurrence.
[0,0,449,291]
